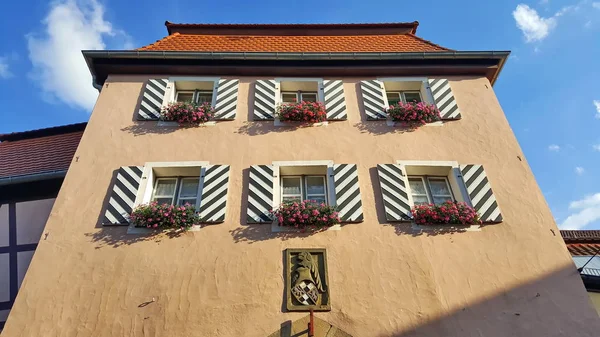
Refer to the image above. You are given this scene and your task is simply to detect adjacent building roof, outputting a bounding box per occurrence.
[0,123,86,180]
[139,21,450,53]
[561,230,600,256]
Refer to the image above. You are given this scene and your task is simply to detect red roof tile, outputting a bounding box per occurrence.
[0,124,85,179]
[566,244,600,256]
[561,230,600,242]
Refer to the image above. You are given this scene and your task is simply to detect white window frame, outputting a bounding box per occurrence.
[386,90,423,105]
[175,90,214,104]
[274,78,327,127]
[378,77,441,127]
[279,175,328,204]
[407,176,454,205]
[271,160,339,232]
[280,91,319,103]
[162,76,220,108]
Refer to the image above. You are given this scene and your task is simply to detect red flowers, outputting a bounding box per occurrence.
[386,101,441,128]
[276,101,327,123]
[411,201,481,226]
[130,201,199,230]
[161,101,214,126]
[272,200,340,231]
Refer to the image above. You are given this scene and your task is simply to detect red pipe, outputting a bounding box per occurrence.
[308,309,314,336]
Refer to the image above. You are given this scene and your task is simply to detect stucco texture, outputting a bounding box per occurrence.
[3,76,599,337]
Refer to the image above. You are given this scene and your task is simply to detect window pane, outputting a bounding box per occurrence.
[301,93,317,102]
[282,177,302,195]
[176,92,194,103]
[433,196,452,205]
[282,196,301,203]
[154,197,173,205]
[282,93,297,103]
[196,92,213,104]
[306,196,326,204]
[428,179,451,196]
[403,92,422,103]
[408,178,427,195]
[412,196,430,205]
[386,92,401,105]
[305,176,325,195]
[177,198,197,206]
[179,178,199,198]
[155,179,176,196]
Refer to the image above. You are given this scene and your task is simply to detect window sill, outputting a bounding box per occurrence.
[411,223,481,232]
[274,119,328,127]
[157,121,216,127]
[386,120,443,127]
[271,220,341,233]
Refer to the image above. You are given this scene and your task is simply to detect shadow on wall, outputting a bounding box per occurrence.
[120,122,181,137]
[85,226,188,249]
[377,264,600,337]
[235,121,302,136]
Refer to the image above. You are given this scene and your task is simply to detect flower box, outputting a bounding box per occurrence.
[276,101,327,124]
[161,102,214,126]
[272,200,340,231]
[411,201,481,226]
[385,102,441,128]
[130,202,199,230]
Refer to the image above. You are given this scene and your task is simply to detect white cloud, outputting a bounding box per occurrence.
[594,100,600,119]
[593,2,600,9]
[561,193,600,229]
[26,0,131,111]
[0,57,11,79]
[593,144,600,151]
[548,144,560,151]
[575,167,585,175]
[513,4,557,42]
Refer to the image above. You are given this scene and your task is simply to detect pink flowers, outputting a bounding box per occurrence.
[271,200,340,231]
[130,201,199,230]
[386,101,441,128]
[411,201,481,226]
[161,101,214,126]
[276,101,327,123]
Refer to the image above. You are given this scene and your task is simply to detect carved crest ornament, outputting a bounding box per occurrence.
[285,249,330,311]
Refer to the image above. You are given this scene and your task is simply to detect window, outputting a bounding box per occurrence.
[408,176,453,205]
[281,176,327,204]
[152,177,200,206]
[386,91,422,105]
[175,90,213,104]
[281,91,318,103]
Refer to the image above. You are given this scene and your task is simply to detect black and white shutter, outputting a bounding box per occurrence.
[103,166,143,225]
[332,164,364,222]
[213,79,239,120]
[198,165,230,223]
[460,164,503,223]
[360,80,387,120]
[428,79,461,120]
[253,80,277,120]
[323,80,347,120]
[376,164,412,222]
[137,79,169,120]
[247,165,274,223]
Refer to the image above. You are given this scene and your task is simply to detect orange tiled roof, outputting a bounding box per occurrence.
[566,244,600,256]
[139,33,449,53]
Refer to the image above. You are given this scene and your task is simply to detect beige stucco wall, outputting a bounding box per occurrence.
[3,76,599,337]
[588,292,600,316]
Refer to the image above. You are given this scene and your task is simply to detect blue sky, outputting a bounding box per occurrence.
[0,0,599,229]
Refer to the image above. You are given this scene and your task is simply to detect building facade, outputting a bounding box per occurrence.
[3,22,600,336]
[0,123,85,331]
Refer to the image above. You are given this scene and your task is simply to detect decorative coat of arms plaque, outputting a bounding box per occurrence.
[285,249,330,311]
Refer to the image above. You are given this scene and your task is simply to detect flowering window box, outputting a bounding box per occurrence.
[385,102,441,129]
[271,200,340,232]
[411,201,481,228]
[130,202,200,231]
[160,102,215,126]
[275,101,327,126]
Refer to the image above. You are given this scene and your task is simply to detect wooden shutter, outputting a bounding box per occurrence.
[198,165,230,223]
[460,164,503,223]
[360,80,387,120]
[323,80,347,120]
[253,80,277,120]
[247,165,274,223]
[333,164,364,222]
[102,166,143,225]
[137,79,168,120]
[428,79,462,120]
[213,79,239,120]
[376,164,412,222]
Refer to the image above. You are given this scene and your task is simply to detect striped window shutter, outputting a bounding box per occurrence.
[103,166,143,225]
[138,79,169,120]
[460,164,503,223]
[198,165,230,223]
[428,79,461,120]
[323,80,347,120]
[333,164,364,222]
[253,80,277,120]
[360,80,387,120]
[213,79,239,120]
[247,165,274,223]
[376,164,412,222]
